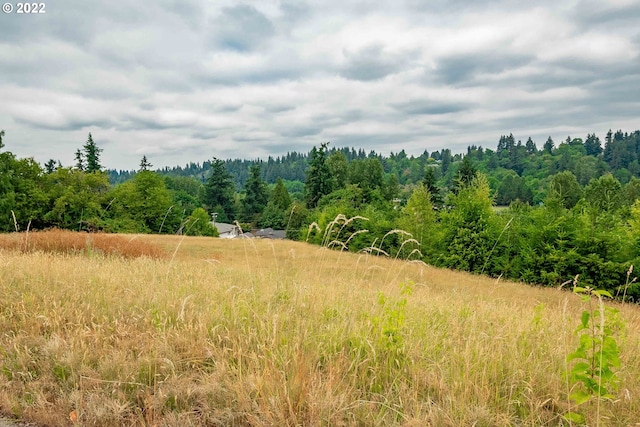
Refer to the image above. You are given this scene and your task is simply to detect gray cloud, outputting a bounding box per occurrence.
[279,124,324,138]
[573,0,640,27]
[13,115,115,132]
[393,99,470,115]
[0,0,638,169]
[433,53,533,86]
[340,44,408,81]
[208,5,275,52]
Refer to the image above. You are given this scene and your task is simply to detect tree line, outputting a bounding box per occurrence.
[299,132,640,301]
[0,132,293,237]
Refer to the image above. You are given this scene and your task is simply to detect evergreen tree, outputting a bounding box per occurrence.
[525,137,537,154]
[304,142,333,208]
[423,166,442,207]
[0,130,4,150]
[441,149,452,174]
[83,133,103,173]
[509,139,526,174]
[271,177,291,211]
[497,135,507,155]
[453,155,478,192]
[74,149,85,171]
[624,177,640,205]
[383,173,400,200]
[203,157,235,222]
[139,155,153,172]
[241,164,269,224]
[543,137,554,154]
[260,177,292,229]
[584,133,603,156]
[44,159,58,174]
[441,174,495,273]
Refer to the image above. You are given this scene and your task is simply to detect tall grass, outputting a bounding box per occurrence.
[0,229,166,259]
[0,230,639,426]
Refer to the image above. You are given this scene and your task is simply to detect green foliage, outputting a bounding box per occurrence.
[163,175,203,219]
[326,151,349,190]
[204,158,236,222]
[43,168,109,231]
[584,174,622,214]
[627,203,640,265]
[304,143,333,208]
[366,282,414,392]
[259,178,292,229]
[0,153,49,231]
[565,285,623,424]
[317,184,365,210]
[495,169,533,205]
[584,133,603,156]
[349,157,384,192]
[624,177,640,205]
[372,282,413,354]
[184,208,218,236]
[382,173,400,201]
[285,201,308,240]
[397,183,437,259]
[548,171,583,210]
[74,149,85,171]
[83,133,103,173]
[270,178,291,211]
[441,149,452,174]
[440,174,496,272]
[543,136,554,153]
[422,166,442,207]
[453,155,478,192]
[241,164,269,225]
[44,159,58,174]
[105,171,179,233]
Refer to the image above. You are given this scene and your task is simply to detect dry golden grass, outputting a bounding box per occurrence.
[0,229,166,259]
[0,233,639,426]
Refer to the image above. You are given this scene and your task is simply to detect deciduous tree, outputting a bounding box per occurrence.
[398,183,437,258]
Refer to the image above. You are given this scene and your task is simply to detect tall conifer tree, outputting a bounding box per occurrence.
[304,142,333,208]
[83,133,103,173]
[204,157,235,222]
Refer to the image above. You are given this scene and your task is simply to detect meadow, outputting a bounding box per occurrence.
[0,230,639,426]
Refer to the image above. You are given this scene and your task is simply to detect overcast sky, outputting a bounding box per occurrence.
[1,0,639,170]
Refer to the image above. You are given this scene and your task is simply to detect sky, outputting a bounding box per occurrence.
[1,0,639,171]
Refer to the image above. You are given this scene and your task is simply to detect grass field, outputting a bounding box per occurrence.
[0,230,639,426]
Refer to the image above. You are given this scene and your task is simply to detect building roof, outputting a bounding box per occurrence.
[254,228,286,239]
[213,222,240,234]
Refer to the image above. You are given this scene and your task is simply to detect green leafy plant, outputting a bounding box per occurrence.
[565,284,622,425]
[372,281,414,356]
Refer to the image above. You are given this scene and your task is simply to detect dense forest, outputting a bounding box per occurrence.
[2,128,640,299]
